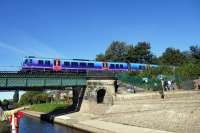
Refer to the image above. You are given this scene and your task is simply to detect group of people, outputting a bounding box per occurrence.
[163,80,176,91]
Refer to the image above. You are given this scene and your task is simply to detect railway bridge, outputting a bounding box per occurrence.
[0,71,118,112]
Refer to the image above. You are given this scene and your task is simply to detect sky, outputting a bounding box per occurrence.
[0,0,200,100]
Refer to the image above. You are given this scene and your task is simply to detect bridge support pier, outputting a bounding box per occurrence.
[72,87,86,111]
[80,79,117,113]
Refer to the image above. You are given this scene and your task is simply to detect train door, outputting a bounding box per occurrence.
[53,59,61,71]
[103,62,108,70]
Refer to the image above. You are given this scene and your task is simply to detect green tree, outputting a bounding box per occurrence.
[151,55,160,64]
[190,45,200,63]
[37,93,48,104]
[160,48,185,65]
[96,53,106,61]
[127,42,153,63]
[182,51,192,63]
[19,91,48,105]
[105,41,128,62]
[19,93,32,105]
[13,90,19,103]
[175,63,200,80]
[126,45,136,63]
[2,99,9,110]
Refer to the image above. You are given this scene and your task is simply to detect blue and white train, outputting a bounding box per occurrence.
[21,56,158,72]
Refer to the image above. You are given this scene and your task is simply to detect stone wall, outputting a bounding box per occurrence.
[80,79,116,113]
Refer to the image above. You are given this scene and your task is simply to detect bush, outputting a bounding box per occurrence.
[19,92,48,105]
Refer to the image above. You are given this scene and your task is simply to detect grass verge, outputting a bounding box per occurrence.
[29,103,69,113]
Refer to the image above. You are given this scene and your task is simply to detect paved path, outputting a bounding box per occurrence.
[79,120,173,133]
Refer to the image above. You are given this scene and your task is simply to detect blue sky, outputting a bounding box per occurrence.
[0,0,200,100]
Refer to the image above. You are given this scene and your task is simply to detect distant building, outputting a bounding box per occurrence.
[48,89,73,101]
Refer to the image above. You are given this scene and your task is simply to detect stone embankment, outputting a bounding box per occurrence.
[23,90,200,133]
[102,90,200,133]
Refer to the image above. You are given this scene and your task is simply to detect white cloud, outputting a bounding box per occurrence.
[0,41,28,56]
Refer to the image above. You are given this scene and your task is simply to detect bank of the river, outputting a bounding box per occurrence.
[23,108,172,133]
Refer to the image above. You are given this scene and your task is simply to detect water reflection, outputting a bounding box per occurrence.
[19,115,86,133]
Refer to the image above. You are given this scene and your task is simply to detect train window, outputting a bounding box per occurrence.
[71,62,78,67]
[120,64,123,68]
[30,59,32,64]
[139,65,145,70]
[38,60,44,65]
[110,64,115,69]
[88,63,94,68]
[45,60,51,66]
[116,64,119,69]
[80,62,87,68]
[64,62,70,67]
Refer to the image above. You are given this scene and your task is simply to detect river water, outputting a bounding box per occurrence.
[19,115,86,133]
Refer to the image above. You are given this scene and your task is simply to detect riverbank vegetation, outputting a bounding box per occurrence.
[19,91,49,105]
[28,103,68,113]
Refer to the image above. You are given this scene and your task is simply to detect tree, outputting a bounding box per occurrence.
[126,45,136,63]
[190,45,200,63]
[0,100,2,106]
[19,93,32,105]
[96,53,106,61]
[2,99,9,110]
[175,63,200,80]
[105,41,128,62]
[19,91,48,105]
[151,55,160,64]
[160,48,186,65]
[13,90,19,103]
[127,42,153,63]
[182,51,192,63]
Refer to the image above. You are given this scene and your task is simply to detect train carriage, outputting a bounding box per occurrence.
[21,56,158,72]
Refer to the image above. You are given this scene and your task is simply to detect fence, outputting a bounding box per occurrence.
[116,73,162,91]
[116,72,197,91]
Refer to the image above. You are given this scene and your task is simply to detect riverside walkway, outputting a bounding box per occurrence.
[24,111,172,133]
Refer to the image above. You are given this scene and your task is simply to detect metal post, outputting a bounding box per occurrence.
[11,114,16,133]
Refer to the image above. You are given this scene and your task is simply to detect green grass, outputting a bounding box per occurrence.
[29,103,69,113]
